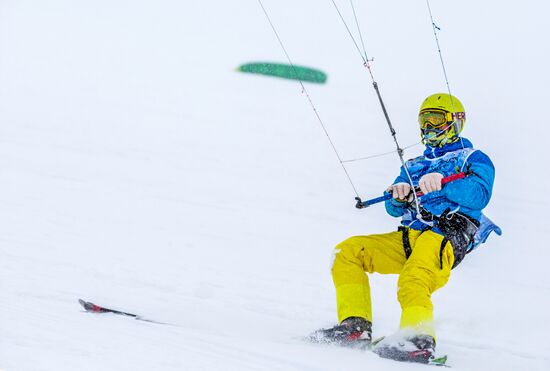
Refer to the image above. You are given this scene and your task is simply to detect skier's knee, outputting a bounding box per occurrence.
[397,271,435,307]
[331,237,364,271]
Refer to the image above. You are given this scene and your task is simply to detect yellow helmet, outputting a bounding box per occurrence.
[418,93,466,147]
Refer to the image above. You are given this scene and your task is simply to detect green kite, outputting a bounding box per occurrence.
[237,62,327,84]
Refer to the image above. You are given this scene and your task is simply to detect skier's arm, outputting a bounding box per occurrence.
[442,151,495,210]
[384,195,409,217]
[384,168,411,217]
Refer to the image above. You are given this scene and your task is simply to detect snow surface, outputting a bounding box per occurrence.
[1,0,549,370]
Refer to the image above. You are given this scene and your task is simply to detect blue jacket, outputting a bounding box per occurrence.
[384,138,496,242]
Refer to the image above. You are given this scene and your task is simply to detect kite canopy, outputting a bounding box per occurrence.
[237,62,327,84]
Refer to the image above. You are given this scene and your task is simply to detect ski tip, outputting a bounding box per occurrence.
[429,354,449,367]
[78,298,98,312]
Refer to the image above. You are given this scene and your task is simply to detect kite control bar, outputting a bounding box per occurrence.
[355,172,467,209]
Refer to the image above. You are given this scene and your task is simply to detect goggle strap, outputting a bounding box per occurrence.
[449,111,466,121]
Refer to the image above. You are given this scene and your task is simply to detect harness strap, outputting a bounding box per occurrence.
[398,226,412,259]
[439,238,448,270]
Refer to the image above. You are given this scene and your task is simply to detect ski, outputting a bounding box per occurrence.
[79,298,138,317]
[78,299,173,326]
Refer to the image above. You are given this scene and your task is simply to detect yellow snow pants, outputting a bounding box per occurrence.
[331,229,454,338]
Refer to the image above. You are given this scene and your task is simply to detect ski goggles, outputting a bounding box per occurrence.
[419,110,465,128]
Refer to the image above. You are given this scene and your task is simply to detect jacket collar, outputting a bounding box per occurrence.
[423,137,473,159]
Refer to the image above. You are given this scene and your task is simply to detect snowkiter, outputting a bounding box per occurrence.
[317,93,497,363]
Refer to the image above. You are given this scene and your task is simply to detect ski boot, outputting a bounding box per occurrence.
[308,317,372,348]
[373,334,436,364]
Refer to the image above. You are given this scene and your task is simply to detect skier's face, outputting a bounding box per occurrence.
[419,109,462,147]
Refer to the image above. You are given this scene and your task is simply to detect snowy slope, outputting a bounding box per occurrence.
[1,1,549,370]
